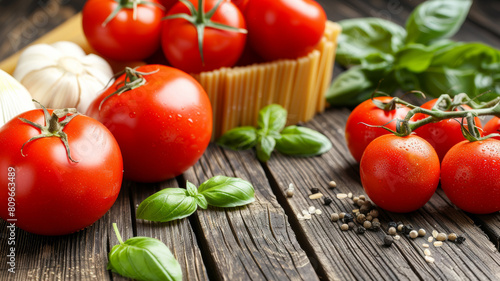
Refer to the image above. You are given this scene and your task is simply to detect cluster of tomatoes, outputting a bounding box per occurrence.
[81,0,327,73]
[345,97,500,215]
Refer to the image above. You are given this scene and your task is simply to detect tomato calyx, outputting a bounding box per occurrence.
[102,0,165,26]
[163,0,247,65]
[19,100,80,163]
[99,67,159,110]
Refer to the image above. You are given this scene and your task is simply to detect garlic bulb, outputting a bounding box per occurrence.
[0,69,35,127]
[13,41,113,113]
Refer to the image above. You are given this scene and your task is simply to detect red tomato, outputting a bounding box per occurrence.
[161,0,247,73]
[244,0,326,61]
[231,0,249,12]
[482,116,500,140]
[441,139,500,214]
[87,65,213,183]
[159,0,178,11]
[412,99,482,162]
[0,109,123,235]
[82,0,164,61]
[345,97,411,162]
[360,134,440,213]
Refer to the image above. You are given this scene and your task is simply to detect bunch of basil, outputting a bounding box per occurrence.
[327,0,500,106]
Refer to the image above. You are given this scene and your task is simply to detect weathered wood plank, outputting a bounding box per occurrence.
[132,179,209,281]
[183,145,319,281]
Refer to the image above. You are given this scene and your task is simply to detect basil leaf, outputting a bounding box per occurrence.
[216,126,257,150]
[405,0,472,45]
[395,44,434,73]
[275,125,332,157]
[257,104,287,133]
[137,188,198,222]
[256,134,276,162]
[186,181,198,197]
[108,223,182,281]
[198,176,255,208]
[337,18,406,66]
[195,193,208,209]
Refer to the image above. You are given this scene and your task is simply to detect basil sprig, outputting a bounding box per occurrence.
[217,104,332,162]
[137,176,255,222]
[327,0,500,106]
[108,223,182,281]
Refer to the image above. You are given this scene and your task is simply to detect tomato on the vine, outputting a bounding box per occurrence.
[159,0,178,12]
[360,134,440,213]
[441,139,500,214]
[0,105,123,235]
[161,0,247,73]
[86,64,213,183]
[483,116,500,140]
[244,0,326,61]
[345,96,411,163]
[82,0,164,61]
[412,99,482,161]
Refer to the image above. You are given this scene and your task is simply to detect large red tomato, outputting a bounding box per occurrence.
[441,139,500,214]
[412,99,482,161]
[0,107,123,235]
[161,0,247,73]
[345,96,411,162]
[87,65,213,183]
[244,0,326,61]
[360,134,440,213]
[82,0,164,61]
[482,116,500,140]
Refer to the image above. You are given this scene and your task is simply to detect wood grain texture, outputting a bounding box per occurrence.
[183,145,319,281]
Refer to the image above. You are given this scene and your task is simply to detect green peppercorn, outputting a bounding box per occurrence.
[383,235,394,247]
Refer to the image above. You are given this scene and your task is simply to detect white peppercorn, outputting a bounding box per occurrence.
[436,233,447,241]
[330,213,340,222]
[409,230,418,239]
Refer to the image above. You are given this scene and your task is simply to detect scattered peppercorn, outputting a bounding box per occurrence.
[368,209,379,218]
[371,221,381,231]
[455,236,466,244]
[352,209,360,213]
[339,212,346,219]
[359,204,371,214]
[348,222,355,230]
[348,192,353,199]
[353,197,359,204]
[418,229,426,237]
[363,221,372,229]
[311,187,320,194]
[359,195,366,201]
[448,233,457,242]
[366,215,373,221]
[330,213,339,222]
[397,224,404,232]
[409,230,418,239]
[388,227,397,236]
[356,226,366,234]
[286,189,294,198]
[402,224,413,235]
[323,197,333,206]
[372,218,380,223]
[388,222,397,229]
[436,233,447,241]
[343,213,354,223]
[357,199,365,207]
[356,214,366,224]
[328,181,337,189]
[383,235,394,247]
[341,224,349,231]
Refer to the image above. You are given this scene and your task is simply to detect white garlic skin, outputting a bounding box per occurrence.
[0,69,35,127]
[13,41,113,113]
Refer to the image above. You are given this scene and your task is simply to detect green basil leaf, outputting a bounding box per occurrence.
[257,104,287,133]
[195,194,208,209]
[326,66,397,106]
[256,134,276,162]
[108,223,182,281]
[337,18,406,66]
[275,125,332,157]
[136,188,198,222]
[198,176,255,208]
[395,44,434,73]
[186,181,198,197]
[405,0,472,45]
[216,126,258,150]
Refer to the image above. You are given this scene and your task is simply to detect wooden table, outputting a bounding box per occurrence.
[1,1,500,280]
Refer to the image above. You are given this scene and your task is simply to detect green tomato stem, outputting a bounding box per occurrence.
[112,223,125,245]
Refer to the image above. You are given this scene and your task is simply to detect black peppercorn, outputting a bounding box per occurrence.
[348,222,355,230]
[402,224,413,235]
[388,221,397,229]
[371,221,381,231]
[383,235,394,247]
[343,213,354,223]
[311,187,320,194]
[455,236,466,244]
[356,226,366,234]
[359,204,371,214]
[323,197,333,206]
